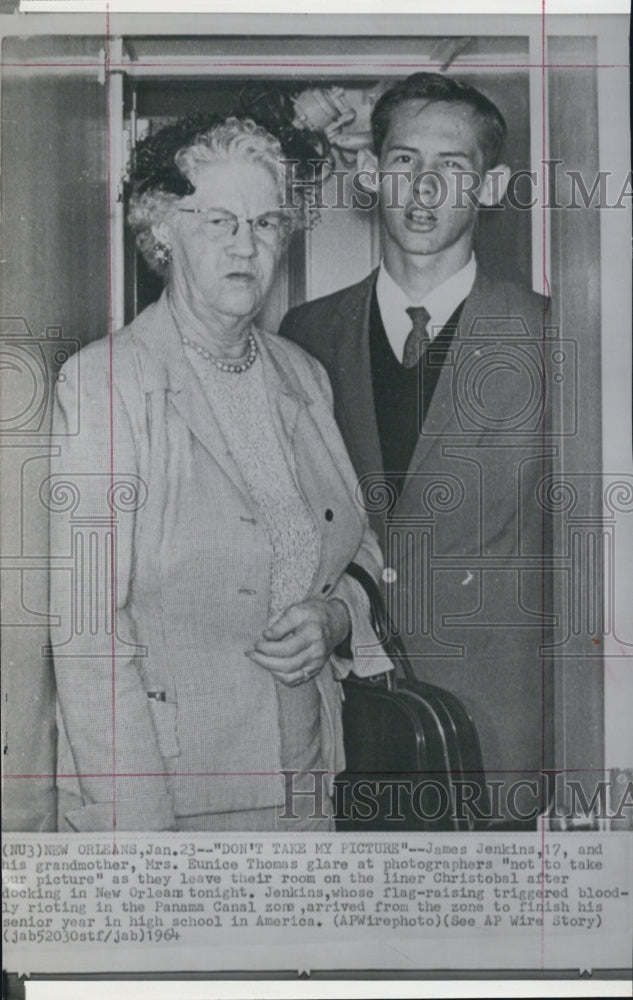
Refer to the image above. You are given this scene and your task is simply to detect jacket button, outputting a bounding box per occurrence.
[382,567,397,584]
[322,583,331,593]
[325,508,333,521]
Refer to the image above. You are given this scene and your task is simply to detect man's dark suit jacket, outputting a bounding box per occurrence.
[279,268,554,822]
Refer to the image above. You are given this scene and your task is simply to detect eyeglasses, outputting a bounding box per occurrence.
[177,207,291,245]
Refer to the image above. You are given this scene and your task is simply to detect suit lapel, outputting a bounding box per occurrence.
[132,292,253,498]
[167,374,253,498]
[332,271,384,483]
[400,270,509,490]
[257,333,313,467]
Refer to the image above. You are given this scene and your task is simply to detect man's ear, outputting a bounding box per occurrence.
[478,163,511,207]
[356,147,380,193]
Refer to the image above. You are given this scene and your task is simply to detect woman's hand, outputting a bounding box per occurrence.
[246,598,351,687]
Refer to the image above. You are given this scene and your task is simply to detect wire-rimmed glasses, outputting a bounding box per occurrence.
[177,207,291,245]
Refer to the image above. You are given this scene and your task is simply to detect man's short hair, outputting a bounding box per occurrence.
[371,72,507,171]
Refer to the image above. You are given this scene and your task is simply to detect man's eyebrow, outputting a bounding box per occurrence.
[437,150,473,160]
[385,143,474,161]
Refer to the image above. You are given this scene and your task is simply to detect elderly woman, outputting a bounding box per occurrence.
[49,115,383,832]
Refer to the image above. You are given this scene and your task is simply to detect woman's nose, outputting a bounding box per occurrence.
[230,220,257,256]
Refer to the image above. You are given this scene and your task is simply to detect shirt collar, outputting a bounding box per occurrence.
[376,254,477,363]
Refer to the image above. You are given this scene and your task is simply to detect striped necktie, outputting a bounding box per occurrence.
[402,305,431,368]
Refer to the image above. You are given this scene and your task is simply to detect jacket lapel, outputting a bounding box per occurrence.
[131,291,252,498]
[257,333,312,466]
[331,270,384,483]
[167,374,253,498]
[400,270,508,490]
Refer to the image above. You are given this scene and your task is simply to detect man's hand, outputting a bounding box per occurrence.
[246,598,351,687]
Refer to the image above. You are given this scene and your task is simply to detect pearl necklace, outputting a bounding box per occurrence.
[181,332,258,373]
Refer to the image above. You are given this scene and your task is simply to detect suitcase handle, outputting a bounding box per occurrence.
[345,561,417,686]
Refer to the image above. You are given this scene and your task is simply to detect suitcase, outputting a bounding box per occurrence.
[334,562,490,831]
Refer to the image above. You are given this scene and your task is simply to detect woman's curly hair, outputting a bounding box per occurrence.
[127,114,309,276]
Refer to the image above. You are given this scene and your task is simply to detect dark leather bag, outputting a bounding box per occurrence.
[334,562,490,831]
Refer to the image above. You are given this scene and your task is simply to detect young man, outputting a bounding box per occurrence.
[279,73,552,827]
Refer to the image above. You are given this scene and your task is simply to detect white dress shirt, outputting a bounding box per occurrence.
[375,254,477,363]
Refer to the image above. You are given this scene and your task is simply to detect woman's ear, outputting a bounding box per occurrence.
[478,163,511,207]
[150,220,172,247]
[149,220,174,269]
